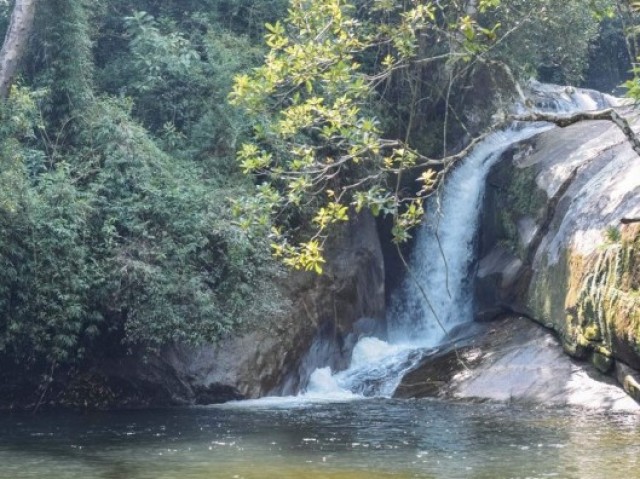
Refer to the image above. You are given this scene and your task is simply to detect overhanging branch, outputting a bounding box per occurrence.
[511,108,640,157]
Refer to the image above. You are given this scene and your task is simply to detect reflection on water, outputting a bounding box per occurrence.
[1,400,639,479]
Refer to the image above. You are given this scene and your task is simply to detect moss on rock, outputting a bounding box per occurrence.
[493,160,547,257]
[529,225,640,371]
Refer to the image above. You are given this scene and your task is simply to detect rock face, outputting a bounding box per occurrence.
[395,317,639,411]
[89,212,385,406]
[476,111,640,401]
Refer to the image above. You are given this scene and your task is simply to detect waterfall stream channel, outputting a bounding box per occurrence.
[274,124,555,404]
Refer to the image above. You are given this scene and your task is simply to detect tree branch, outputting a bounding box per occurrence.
[511,108,640,157]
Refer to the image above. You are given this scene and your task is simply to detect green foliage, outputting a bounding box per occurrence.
[0,90,93,365]
[617,1,640,99]
[115,11,202,131]
[209,0,289,38]
[0,91,284,365]
[605,225,622,244]
[80,98,282,346]
[95,6,265,177]
[479,0,616,84]
[624,72,640,99]
[0,1,287,369]
[39,0,94,135]
[0,166,93,364]
[229,0,505,270]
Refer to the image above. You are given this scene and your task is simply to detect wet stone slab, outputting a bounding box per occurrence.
[394,317,639,412]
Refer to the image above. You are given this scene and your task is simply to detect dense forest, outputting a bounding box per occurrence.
[0,0,638,400]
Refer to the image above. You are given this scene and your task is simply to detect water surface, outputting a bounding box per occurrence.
[1,400,639,478]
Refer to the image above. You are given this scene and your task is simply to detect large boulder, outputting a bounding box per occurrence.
[395,317,639,411]
[476,110,640,399]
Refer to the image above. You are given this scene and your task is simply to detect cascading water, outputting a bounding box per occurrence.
[229,83,618,407]
[523,80,619,114]
[299,123,554,400]
[387,126,551,346]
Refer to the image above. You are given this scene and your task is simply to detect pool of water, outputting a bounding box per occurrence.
[1,399,639,478]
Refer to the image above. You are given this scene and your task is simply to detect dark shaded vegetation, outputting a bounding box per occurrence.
[0,0,287,400]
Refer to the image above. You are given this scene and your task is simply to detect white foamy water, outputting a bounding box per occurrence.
[218,368,360,409]
[519,80,620,115]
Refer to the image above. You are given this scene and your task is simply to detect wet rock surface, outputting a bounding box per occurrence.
[395,317,639,411]
[475,102,640,402]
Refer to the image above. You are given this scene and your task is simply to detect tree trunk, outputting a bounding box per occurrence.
[0,0,38,99]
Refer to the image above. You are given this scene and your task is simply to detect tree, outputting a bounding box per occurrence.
[0,0,38,98]
[230,0,631,273]
[0,0,287,370]
[228,0,533,273]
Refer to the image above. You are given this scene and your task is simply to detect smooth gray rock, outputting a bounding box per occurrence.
[475,102,640,403]
[395,317,639,411]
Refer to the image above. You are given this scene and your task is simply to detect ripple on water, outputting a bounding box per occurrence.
[0,400,639,479]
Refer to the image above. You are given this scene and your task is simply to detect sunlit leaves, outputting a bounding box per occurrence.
[479,0,502,13]
[230,0,505,273]
[283,240,326,274]
[417,169,436,197]
[313,202,349,229]
[265,21,288,49]
[624,73,640,100]
[392,199,424,243]
[238,143,273,173]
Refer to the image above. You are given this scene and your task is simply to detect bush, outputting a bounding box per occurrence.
[0,91,284,368]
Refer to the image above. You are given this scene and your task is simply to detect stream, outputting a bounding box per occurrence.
[2,400,639,478]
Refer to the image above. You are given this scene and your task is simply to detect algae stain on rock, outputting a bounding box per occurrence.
[475,116,640,400]
[529,225,640,374]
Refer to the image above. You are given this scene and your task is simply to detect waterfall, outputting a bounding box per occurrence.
[295,123,554,400]
[523,80,619,114]
[386,126,551,346]
[228,83,617,407]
